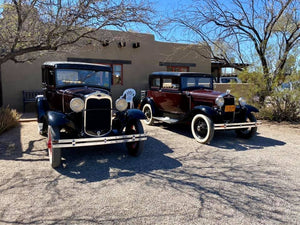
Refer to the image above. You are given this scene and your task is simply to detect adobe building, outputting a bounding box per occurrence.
[1,29,211,112]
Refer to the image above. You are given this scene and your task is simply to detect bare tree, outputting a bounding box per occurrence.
[0,0,157,106]
[171,0,299,94]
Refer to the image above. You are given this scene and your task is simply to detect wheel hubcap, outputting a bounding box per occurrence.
[196,120,207,138]
[144,108,151,121]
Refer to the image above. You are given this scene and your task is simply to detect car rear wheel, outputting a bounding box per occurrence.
[125,120,145,156]
[142,104,154,125]
[235,113,257,138]
[47,125,61,168]
[191,114,214,144]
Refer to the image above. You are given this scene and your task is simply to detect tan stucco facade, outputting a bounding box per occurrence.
[2,30,210,111]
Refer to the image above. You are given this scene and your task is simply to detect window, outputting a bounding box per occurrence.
[162,77,179,90]
[104,64,123,85]
[112,64,122,85]
[221,67,237,76]
[55,69,111,89]
[181,76,213,90]
[48,70,55,86]
[167,66,189,72]
[151,77,160,89]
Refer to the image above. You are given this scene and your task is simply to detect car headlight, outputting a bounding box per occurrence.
[239,97,247,106]
[115,98,128,111]
[70,98,84,112]
[215,96,224,107]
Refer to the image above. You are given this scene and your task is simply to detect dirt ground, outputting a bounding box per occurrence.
[0,118,299,224]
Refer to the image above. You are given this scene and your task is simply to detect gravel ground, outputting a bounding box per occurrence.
[0,119,299,224]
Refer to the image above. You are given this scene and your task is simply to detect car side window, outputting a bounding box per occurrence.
[198,77,211,88]
[151,77,160,89]
[48,70,55,86]
[162,78,179,90]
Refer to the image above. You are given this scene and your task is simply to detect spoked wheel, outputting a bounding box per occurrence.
[191,114,214,144]
[47,125,61,168]
[142,104,154,125]
[235,113,257,139]
[125,120,145,156]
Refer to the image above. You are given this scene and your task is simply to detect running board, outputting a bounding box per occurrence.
[214,121,262,130]
[153,117,179,124]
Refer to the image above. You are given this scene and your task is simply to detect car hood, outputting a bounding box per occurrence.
[60,87,110,98]
[188,89,223,100]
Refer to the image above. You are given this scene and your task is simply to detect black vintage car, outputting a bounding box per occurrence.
[36,62,146,168]
[140,72,261,144]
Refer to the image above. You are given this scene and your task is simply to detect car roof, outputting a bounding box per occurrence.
[42,61,112,71]
[150,71,212,77]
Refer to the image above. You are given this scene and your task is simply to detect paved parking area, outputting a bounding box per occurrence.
[0,120,299,224]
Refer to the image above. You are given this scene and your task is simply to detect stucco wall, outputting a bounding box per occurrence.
[2,30,210,111]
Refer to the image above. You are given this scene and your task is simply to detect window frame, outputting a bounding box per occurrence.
[167,66,189,72]
[104,64,123,85]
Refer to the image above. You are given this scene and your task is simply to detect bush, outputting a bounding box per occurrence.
[238,70,300,122]
[0,106,21,135]
[266,89,300,122]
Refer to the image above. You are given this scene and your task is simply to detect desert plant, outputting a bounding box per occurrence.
[238,70,300,122]
[0,106,21,135]
[267,88,300,122]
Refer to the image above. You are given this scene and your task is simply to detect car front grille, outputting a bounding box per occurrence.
[85,97,112,136]
[223,95,235,121]
[224,95,235,105]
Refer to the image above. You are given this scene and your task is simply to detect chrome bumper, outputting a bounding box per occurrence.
[52,134,147,148]
[214,121,262,130]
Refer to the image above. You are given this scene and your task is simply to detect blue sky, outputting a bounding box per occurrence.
[126,0,195,43]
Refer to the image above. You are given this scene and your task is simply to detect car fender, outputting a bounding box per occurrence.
[191,105,217,118]
[140,97,157,116]
[36,95,48,123]
[244,105,259,113]
[47,111,71,127]
[126,109,146,121]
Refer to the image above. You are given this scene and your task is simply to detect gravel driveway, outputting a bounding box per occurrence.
[0,119,299,224]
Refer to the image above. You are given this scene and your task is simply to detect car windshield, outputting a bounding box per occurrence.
[55,69,111,89]
[181,76,213,90]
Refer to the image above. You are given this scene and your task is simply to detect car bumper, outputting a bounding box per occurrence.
[52,134,147,148]
[214,121,262,130]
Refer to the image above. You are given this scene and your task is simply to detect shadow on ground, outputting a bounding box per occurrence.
[57,136,182,182]
[0,123,298,224]
[142,149,299,224]
[0,124,47,162]
[0,125,22,160]
[153,122,286,150]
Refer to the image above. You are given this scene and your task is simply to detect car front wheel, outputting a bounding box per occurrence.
[191,114,214,144]
[47,125,61,168]
[125,120,145,156]
[235,113,257,138]
[142,104,154,125]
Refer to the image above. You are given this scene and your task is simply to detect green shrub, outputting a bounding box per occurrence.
[266,89,300,122]
[237,70,300,122]
[0,106,21,135]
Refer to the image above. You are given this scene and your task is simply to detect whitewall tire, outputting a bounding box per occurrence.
[191,114,214,144]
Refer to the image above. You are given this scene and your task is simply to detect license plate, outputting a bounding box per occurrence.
[225,105,236,112]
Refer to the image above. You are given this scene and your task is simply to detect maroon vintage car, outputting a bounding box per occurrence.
[140,72,260,144]
[36,62,146,168]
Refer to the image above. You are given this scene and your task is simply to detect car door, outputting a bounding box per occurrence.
[157,76,188,114]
